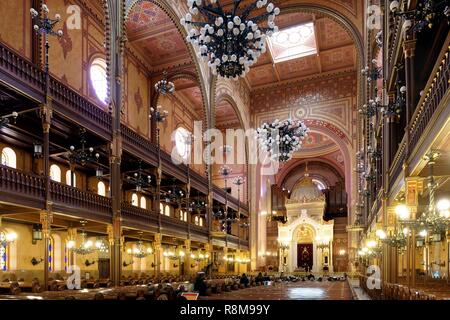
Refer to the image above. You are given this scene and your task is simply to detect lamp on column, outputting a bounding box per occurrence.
[30,4,63,92]
[389,0,450,33]
[0,112,19,128]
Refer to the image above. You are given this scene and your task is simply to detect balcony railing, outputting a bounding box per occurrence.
[121,203,159,226]
[212,185,248,214]
[49,77,112,137]
[409,38,450,153]
[50,181,112,218]
[0,165,45,199]
[0,42,45,97]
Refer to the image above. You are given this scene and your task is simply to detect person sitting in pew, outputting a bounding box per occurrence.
[255,272,264,285]
[136,288,146,300]
[240,273,249,287]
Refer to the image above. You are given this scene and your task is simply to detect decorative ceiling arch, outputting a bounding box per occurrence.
[277,158,345,190]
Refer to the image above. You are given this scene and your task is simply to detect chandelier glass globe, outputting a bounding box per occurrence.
[181,0,281,79]
[257,119,309,162]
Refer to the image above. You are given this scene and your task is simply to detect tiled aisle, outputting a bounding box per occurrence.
[201,281,354,300]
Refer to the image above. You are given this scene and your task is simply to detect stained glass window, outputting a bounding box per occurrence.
[0,244,7,271]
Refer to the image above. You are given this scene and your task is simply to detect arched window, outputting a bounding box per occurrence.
[194,216,199,226]
[131,193,139,207]
[199,217,203,227]
[90,58,108,103]
[164,205,170,217]
[159,203,164,215]
[97,181,106,197]
[66,170,76,187]
[1,147,16,169]
[140,197,147,209]
[180,210,187,222]
[50,164,61,182]
[174,127,190,160]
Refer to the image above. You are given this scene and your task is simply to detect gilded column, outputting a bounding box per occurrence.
[183,239,191,278]
[154,233,162,277]
[40,209,53,287]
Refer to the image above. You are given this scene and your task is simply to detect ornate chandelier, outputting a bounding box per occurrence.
[257,119,309,162]
[68,128,100,167]
[154,71,175,95]
[181,0,280,79]
[127,238,153,259]
[126,161,152,193]
[67,221,107,256]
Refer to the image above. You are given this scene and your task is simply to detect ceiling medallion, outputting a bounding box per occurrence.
[257,119,309,163]
[181,0,280,79]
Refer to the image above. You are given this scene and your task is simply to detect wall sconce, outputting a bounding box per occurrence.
[123,260,133,267]
[151,262,161,268]
[33,143,43,158]
[173,263,179,268]
[32,224,43,244]
[31,257,44,266]
[84,260,97,267]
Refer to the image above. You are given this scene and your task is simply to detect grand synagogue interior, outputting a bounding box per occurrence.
[0,0,448,301]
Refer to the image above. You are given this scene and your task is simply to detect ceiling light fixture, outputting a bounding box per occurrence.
[181,0,280,79]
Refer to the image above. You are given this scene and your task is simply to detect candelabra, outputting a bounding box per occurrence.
[389,0,450,33]
[30,4,63,96]
[154,71,175,95]
[361,59,382,83]
[68,128,100,167]
[126,161,152,193]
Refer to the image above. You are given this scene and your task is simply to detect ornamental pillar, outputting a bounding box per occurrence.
[154,233,162,277]
[183,239,191,278]
[40,210,53,287]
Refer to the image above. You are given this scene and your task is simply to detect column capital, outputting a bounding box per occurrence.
[39,210,53,238]
[403,39,417,58]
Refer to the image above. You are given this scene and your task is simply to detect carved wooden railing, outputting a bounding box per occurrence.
[212,185,248,214]
[0,165,45,199]
[121,203,159,225]
[0,42,45,94]
[387,13,403,78]
[50,182,112,218]
[409,39,450,153]
[121,125,157,164]
[49,77,112,136]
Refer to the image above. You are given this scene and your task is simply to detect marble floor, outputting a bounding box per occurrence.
[201,281,354,300]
